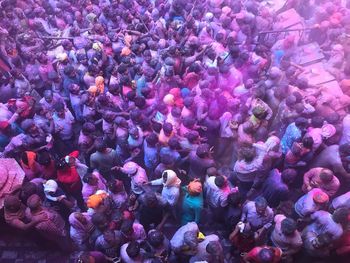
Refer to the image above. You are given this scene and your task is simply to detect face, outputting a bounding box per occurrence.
[45,94,53,103]
[255,205,266,215]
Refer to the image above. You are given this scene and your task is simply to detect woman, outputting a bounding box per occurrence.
[69,212,95,250]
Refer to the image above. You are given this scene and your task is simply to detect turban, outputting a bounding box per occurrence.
[313,190,329,204]
[321,124,336,139]
[188,180,202,195]
[87,194,103,209]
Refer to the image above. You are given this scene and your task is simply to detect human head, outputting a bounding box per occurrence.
[91,212,108,231]
[196,144,210,158]
[4,195,22,212]
[206,241,222,256]
[312,233,332,248]
[281,218,297,236]
[126,241,140,259]
[319,169,334,184]
[281,169,297,185]
[238,146,256,163]
[258,248,274,263]
[295,117,308,130]
[255,197,268,215]
[95,138,107,152]
[183,231,198,250]
[214,175,227,189]
[26,194,41,210]
[147,230,165,248]
[332,208,350,224]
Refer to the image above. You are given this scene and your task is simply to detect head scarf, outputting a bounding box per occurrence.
[313,189,329,204]
[188,180,202,195]
[163,170,181,188]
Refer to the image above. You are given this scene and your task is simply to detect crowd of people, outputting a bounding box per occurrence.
[1,0,350,262]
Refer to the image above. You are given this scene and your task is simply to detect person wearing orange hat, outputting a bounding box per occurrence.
[181,179,203,225]
[295,188,329,218]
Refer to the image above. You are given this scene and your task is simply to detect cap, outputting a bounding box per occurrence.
[43,180,58,193]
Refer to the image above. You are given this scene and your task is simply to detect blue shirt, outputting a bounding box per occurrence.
[281,123,301,154]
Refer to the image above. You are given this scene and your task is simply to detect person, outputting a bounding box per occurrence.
[52,102,75,155]
[188,143,215,181]
[281,117,308,154]
[69,212,95,250]
[4,195,46,231]
[26,194,71,251]
[261,169,297,208]
[271,215,302,260]
[302,231,333,258]
[170,222,199,262]
[294,188,329,218]
[205,173,233,223]
[120,241,144,263]
[149,169,181,208]
[142,229,170,262]
[181,180,204,225]
[90,138,119,181]
[189,235,223,263]
[302,168,340,197]
[240,197,274,232]
[244,246,282,263]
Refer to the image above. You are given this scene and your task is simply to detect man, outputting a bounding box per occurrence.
[170,222,199,261]
[261,169,297,208]
[188,143,215,181]
[181,180,204,225]
[306,208,348,242]
[310,143,350,180]
[302,168,340,197]
[240,197,274,232]
[294,188,329,218]
[281,117,308,154]
[53,102,75,155]
[189,235,224,263]
[302,231,333,258]
[205,173,232,223]
[26,194,71,251]
[120,241,144,263]
[90,138,119,181]
[271,215,302,260]
[39,89,65,112]
[244,246,282,263]
[137,191,168,232]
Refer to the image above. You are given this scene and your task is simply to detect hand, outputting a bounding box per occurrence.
[57,195,65,201]
[111,166,120,171]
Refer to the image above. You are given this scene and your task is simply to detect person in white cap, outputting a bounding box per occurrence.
[114,161,148,195]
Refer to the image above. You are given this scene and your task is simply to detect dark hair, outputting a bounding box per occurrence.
[333,208,350,224]
[121,219,134,234]
[54,102,65,112]
[295,117,308,128]
[196,144,210,158]
[168,137,179,149]
[317,233,332,247]
[239,147,256,163]
[163,122,173,134]
[91,212,108,227]
[228,192,241,206]
[302,136,314,149]
[126,241,140,259]
[95,138,107,152]
[311,116,324,128]
[148,230,164,248]
[146,133,158,146]
[214,176,226,188]
[258,248,274,263]
[255,196,268,209]
[281,169,297,185]
[281,218,297,236]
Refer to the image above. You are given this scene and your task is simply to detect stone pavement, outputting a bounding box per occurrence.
[0,232,79,263]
